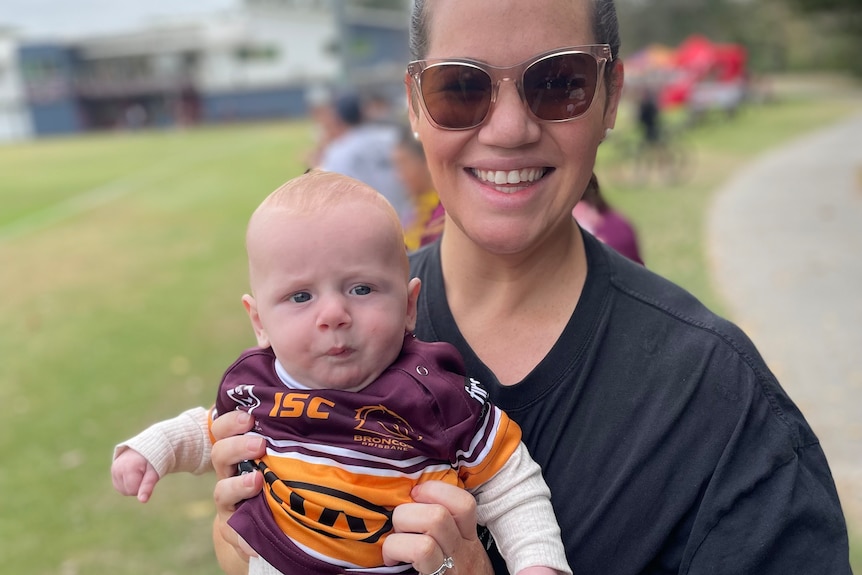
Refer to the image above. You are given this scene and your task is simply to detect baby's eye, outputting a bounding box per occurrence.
[350,285,373,296]
[289,292,311,303]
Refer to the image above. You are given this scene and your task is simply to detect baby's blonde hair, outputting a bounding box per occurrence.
[247,169,408,277]
[257,170,398,220]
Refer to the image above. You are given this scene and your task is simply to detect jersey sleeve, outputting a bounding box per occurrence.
[455,391,523,489]
[412,340,524,489]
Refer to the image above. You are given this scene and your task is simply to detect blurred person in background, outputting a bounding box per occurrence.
[303,84,337,168]
[572,174,643,265]
[637,85,661,149]
[315,90,414,228]
[392,121,444,251]
[634,84,675,177]
[363,90,400,125]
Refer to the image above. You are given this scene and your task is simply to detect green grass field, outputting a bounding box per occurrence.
[1,77,860,573]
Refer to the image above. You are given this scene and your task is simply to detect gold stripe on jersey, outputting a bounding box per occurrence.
[260,457,461,567]
[459,410,522,488]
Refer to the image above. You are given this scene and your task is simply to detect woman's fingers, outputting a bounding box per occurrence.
[382,529,490,575]
[382,481,491,575]
[410,481,479,541]
[210,409,255,442]
[213,468,263,514]
[210,409,265,516]
[212,454,264,564]
[209,410,265,570]
[382,531,454,574]
[210,411,264,480]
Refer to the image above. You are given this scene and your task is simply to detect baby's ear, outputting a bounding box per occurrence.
[405,278,421,332]
[242,294,270,348]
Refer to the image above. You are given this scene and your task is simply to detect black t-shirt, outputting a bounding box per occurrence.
[409,233,850,574]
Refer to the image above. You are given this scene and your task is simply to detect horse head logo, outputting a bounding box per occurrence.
[354,404,421,442]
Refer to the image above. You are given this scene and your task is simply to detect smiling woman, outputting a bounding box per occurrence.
[211,1,854,574]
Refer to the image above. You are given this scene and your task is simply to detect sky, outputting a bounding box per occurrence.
[0,0,239,39]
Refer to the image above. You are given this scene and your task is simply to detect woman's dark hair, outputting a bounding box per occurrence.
[409,0,620,91]
[581,173,610,213]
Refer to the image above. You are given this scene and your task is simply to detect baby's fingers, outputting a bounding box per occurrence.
[136,466,160,503]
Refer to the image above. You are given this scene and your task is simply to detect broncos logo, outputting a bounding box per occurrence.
[226,384,261,414]
[354,405,422,442]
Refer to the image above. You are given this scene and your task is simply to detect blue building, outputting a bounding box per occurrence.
[11,0,409,139]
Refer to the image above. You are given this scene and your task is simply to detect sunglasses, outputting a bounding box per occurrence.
[407,45,612,131]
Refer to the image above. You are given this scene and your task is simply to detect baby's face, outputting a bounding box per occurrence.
[248,201,413,391]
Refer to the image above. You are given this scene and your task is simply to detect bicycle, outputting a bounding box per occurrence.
[603,123,695,188]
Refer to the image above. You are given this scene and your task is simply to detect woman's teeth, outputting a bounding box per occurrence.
[473,168,546,185]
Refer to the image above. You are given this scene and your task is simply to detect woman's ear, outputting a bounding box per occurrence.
[242,294,270,349]
[405,74,421,132]
[603,60,625,132]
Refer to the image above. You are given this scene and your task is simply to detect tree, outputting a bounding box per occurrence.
[616,0,861,76]
[785,0,862,74]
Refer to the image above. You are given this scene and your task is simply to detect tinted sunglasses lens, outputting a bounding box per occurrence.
[523,52,598,121]
[420,64,492,129]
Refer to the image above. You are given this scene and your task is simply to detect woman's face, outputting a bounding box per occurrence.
[409,0,621,255]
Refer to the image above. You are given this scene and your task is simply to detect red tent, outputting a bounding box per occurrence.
[659,35,747,108]
[674,35,717,75]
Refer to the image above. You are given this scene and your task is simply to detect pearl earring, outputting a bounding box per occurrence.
[413,131,420,141]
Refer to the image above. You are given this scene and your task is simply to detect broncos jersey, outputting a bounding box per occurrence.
[212,334,523,574]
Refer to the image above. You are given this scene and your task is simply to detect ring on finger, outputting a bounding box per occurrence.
[426,556,454,575]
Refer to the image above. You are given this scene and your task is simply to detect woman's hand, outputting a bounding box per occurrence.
[210,411,265,575]
[383,481,493,575]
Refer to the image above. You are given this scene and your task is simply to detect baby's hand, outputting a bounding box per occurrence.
[111,448,160,503]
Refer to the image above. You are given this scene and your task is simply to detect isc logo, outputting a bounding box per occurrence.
[268,392,335,419]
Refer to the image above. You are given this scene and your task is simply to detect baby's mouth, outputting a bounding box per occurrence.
[326,346,351,357]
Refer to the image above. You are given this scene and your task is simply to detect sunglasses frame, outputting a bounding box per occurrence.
[407,44,613,131]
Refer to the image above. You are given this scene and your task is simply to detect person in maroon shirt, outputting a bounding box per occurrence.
[572,174,643,265]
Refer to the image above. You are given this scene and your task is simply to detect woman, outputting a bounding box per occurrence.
[211,1,851,574]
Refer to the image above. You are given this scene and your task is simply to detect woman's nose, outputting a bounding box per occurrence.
[478,79,541,148]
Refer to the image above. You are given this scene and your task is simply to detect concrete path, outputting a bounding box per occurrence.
[708,113,862,527]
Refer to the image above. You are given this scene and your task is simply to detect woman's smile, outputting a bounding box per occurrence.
[471,167,549,190]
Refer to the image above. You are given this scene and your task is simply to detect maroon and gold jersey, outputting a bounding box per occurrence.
[212,334,522,574]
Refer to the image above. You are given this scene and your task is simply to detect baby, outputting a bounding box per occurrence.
[112,170,570,575]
